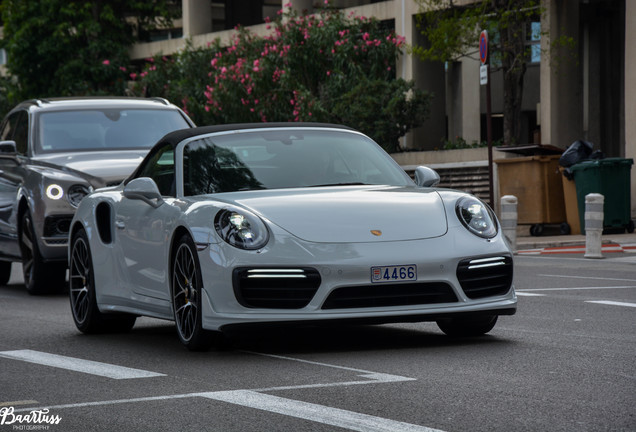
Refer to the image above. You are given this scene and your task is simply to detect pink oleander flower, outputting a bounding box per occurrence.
[102,59,110,65]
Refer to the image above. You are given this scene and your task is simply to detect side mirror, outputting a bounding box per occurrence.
[0,140,17,155]
[123,177,164,208]
[414,166,441,187]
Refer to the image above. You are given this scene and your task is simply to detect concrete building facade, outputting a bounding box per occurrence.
[131,0,633,215]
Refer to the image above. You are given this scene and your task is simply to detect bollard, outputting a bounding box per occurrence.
[500,195,518,252]
[584,193,604,259]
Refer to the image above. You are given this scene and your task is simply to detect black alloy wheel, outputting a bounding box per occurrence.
[20,211,66,294]
[172,234,213,351]
[69,228,135,333]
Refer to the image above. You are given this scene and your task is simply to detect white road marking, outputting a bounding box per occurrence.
[515,292,546,297]
[11,394,198,412]
[0,400,38,407]
[585,300,636,308]
[5,352,438,431]
[538,274,636,283]
[11,390,444,432]
[517,286,636,292]
[202,390,445,432]
[0,350,165,379]
[245,351,413,380]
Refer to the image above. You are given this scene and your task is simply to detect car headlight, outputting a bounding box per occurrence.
[456,196,498,238]
[214,208,269,250]
[67,184,92,207]
[45,184,64,200]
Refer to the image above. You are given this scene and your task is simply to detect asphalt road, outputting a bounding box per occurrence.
[1,256,635,432]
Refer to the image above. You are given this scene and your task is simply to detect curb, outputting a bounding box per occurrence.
[516,242,636,256]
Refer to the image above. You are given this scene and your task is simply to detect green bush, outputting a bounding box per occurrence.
[133,6,432,152]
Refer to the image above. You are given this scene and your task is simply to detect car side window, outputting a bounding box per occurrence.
[0,111,27,153]
[12,111,29,155]
[136,145,175,197]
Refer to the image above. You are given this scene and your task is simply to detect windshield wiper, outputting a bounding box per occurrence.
[308,182,370,187]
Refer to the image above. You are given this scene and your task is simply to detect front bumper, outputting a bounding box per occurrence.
[198,228,517,331]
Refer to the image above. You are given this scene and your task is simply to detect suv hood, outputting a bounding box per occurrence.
[35,150,148,187]
[231,186,448,243]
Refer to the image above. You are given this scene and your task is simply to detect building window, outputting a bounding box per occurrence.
[529,21,541,64]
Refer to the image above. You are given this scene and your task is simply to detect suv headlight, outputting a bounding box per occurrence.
[67,184,92,207]
[214,208,269,250]
[456,196,498,238]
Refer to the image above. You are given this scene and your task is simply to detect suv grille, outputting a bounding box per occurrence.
[233,268,321,309]
[322,282,458,310]
[43,215,72,237]
[456,255,513,299]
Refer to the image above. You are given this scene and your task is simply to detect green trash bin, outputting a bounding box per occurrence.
[569,158,634,233]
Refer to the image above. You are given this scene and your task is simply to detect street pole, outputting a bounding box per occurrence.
[479,30,494,208]
[486,62,493,208]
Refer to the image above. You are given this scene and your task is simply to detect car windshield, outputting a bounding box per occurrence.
[182,129,413,195]
[35,109,190,154]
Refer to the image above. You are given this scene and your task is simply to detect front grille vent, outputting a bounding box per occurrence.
[43,216,72,237]
[456,255,513,299]
[322,282,458,310]
[233,268,321,309]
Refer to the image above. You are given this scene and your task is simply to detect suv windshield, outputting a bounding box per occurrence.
[35,109,190,154]
[182,129,413,195]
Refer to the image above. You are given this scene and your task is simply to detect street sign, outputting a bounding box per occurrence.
[479,30,488,64]
[480,65,488,85]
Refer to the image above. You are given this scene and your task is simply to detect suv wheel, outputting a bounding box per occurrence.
[20,212,66,294]
[0,261,11,286]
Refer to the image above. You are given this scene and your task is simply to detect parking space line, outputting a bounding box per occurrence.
[585,300,636,308]
[201,390,445,432]
[0,350,165,379]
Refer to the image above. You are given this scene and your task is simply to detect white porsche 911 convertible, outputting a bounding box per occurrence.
[68,123,516,350]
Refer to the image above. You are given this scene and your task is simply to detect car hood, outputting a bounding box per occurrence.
[34,150,148,187]
[230,186,448,243]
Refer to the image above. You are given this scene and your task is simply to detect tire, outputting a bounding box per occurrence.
[19,211,66,294]
[529,224,544,237]
[69,229,136,334]
[437,315,498,337]
[560,222,571,235]
[0,261,11,286]
[172,233,214,351]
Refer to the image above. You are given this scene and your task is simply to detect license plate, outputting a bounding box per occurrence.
[370,265,417,283]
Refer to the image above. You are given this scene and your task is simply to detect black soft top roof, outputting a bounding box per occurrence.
[155,122,356,148]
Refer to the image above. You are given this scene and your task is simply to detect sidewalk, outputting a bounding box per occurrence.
[515,231,636,255]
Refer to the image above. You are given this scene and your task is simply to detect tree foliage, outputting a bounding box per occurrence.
[413,0,543,146]
[132,7,431,152]
[0,0,177,101]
